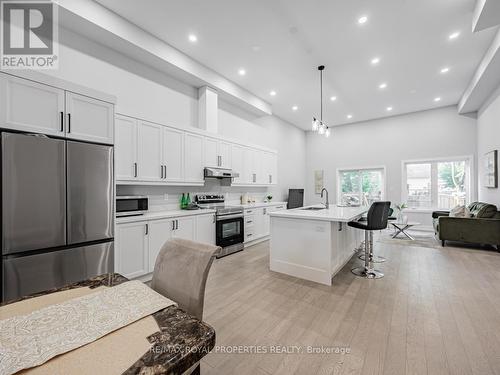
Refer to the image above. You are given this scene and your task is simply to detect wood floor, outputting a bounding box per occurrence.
[201,233,500,375]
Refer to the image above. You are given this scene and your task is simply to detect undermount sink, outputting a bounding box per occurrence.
[301,207,326,211]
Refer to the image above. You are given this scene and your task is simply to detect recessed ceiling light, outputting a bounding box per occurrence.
[371,57,380,65]
[188,34,197,42]
[449,31,460,40]
[358,16,368,24]
[270,90,277,96]
[434,97,442,102]
[440,67,450,74]
[238,68,246,76]
[292,105,298,111]
[379,82,388,89]
[386,106,393,112]
[330,96,337,101]
[347,114,353,119]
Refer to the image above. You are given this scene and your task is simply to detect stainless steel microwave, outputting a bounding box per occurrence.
[116,196,148,217]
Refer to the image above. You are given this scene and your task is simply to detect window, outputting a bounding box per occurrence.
[338,168,385,206]
[403,158,471,210]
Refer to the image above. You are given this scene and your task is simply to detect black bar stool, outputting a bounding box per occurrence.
[348,201,391,279]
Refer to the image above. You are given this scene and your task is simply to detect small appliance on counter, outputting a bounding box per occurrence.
[196,194,244,258]
[116,196,149,217]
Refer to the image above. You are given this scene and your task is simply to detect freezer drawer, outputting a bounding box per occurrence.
[2,241,113,302]
[67,141,114,244]
[1,132,66,254]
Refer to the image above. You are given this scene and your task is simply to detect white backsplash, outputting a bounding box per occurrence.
[116,180,277,212]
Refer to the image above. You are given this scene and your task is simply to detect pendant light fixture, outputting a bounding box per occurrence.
[312,65,331,138]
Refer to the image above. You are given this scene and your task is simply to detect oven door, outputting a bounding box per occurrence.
[216,215,244,248]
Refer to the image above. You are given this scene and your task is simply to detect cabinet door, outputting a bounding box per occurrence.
[204,137,218,167]
[269,152,278,185]
[184,133,204,183]
[65,92,114,144]
[253,208,266,239]
[263,207,271,236]
[231,144,246,184]
[163,127,184,182]
[137,121,163,182]
[252,149,264,184]
[0,74,65,136]
[218,141,232,168]
[173,216,196,240]
[148,218,174,272]
[116,222,148,279]
[115,115,137,181]
[243,147,254,184]
[196,214,216,245]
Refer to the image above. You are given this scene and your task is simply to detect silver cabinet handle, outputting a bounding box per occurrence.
[60,111,64,132]
[160,165,163,179]
[134,163,138,177]
[163,165,167,179]
[67,113,71,133]
[269,174,272,184]
[253,173,256,183]
[246,220,253,224]
[213,215,216,223]
[247,233,253,237]
[145,223,148,235]
[263,208,267,215]
[172,220,175,230]
[246,210,253,214]
[176,220,179,230]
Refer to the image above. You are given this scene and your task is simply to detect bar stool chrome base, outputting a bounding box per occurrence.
[351,267,384,279]
[358,254,386,263]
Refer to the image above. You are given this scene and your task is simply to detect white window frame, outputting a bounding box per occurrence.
[336,166,386,205]
[401,155,474,212]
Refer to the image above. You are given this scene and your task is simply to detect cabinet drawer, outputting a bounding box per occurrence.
[244,227,255,242]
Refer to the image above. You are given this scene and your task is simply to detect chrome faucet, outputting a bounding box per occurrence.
[320,188,329,209]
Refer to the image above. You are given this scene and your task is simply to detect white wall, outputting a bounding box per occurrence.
[477,86,500,207]
[48,29,306,204]
[305,106,477,229]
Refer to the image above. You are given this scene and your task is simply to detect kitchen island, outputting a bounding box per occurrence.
[269,205,367,285]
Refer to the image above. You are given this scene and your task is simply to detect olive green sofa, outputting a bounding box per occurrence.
[433,202,500,249]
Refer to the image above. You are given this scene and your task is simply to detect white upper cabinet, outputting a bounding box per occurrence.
[250,149,265,184]
[65,92,114,144]
[162,127,184,182]
[231,144,246,184]
[218,141,232,168]
[0,74,65,136]
[204,137,219,168]
[262,152,278,185]
[184,133,204,183]
[115,115,138,181]
[0,74,114,144]
[204,138,232,168]
[137,121,163,182]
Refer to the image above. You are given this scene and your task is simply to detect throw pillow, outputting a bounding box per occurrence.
[449,205,472,218]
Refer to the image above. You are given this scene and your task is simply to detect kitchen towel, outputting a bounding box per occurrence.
[0,280,176,375]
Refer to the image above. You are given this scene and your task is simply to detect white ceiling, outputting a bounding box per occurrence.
[95,0,497,130]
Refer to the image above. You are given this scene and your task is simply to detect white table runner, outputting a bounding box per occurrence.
[0,280,176,375]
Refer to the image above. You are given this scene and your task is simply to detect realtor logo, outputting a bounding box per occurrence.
[1,0,58,69]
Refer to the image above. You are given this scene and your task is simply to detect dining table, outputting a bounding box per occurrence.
[0,273,216,375]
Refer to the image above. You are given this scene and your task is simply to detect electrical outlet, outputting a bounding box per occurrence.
[163,194,169,201]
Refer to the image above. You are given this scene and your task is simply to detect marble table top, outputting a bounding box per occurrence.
[1,273,216,375]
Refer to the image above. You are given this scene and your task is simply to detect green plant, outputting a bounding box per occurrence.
[395,203,407,212]
[266,194,273,201]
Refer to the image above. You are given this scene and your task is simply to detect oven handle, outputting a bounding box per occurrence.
[216,214,244,221]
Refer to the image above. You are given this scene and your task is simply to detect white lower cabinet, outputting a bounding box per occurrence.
[196,213,216,245]
[244,204,286,244]
[148,218,174,272]
[115,221,149,279]
[116,213,216,279]
[173,216,196,240]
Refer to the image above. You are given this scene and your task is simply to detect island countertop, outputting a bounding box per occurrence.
[269,204,368,222]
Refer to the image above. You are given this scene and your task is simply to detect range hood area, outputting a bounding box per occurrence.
[204,167,239,186]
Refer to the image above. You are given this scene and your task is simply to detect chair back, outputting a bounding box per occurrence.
[366,201,391,230]
[151,238,221,320]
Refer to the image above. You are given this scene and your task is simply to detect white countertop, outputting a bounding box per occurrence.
[269,205,368,222]
[116,208,216,224]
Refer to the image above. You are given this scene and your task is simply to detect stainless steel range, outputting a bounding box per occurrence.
[196,194,244,258]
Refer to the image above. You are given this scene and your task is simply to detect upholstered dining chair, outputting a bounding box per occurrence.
[151,238,221,320]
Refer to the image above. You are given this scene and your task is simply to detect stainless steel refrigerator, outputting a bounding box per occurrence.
[1,132,114,302]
